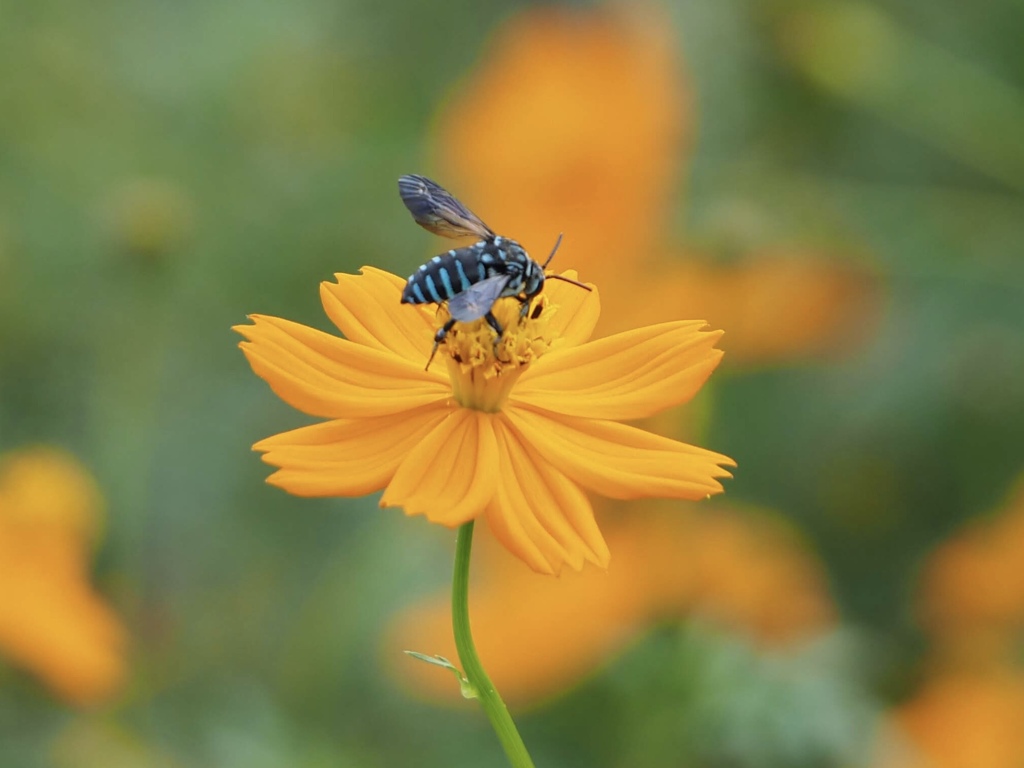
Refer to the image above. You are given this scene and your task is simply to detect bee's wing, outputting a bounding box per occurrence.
[448,275,509,322]
[398,174,495,240]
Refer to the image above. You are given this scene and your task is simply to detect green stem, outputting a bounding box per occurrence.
[452,521,537,768]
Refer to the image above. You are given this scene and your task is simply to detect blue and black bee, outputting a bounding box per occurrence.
[398,174,590,369]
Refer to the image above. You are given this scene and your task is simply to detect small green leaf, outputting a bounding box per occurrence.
[403,651,479,699]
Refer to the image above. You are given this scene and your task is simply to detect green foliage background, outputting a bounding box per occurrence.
[1,0,1023,766]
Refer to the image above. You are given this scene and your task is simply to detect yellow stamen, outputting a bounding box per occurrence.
[443,295,555,412]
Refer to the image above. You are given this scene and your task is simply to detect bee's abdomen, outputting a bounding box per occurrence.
[402,247,489,305]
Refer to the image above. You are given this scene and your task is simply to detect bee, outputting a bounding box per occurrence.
[398,174,590,369]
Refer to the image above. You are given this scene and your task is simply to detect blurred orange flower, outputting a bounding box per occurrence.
[389,503,834,707]
[434,4,875,356]
[0,447,126,705]
[236,268,734,574]
[886,669,1024,768]
[437,5,685,277]
[871,474,1024,768]
[917,473,1024,664]
[603,249,875,363]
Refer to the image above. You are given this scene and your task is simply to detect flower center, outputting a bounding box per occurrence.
[442,294,555,412]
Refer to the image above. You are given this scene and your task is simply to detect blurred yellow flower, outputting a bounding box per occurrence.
[434,5,875,358]
[0,447,126,705]
[236,267,734,574]
[388,504,834,706]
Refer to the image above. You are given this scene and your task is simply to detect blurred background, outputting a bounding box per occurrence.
[2,0,1023,766]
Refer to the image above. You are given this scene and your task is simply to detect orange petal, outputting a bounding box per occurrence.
[542,271,601,348]
[483,497,556,576]
[320,267,439,364]
[234,315,448,418]
[254,403,455,497]
[515,320,722,420]
[504,406,734,501]
[484,419,608,574]
[381,410,498,526]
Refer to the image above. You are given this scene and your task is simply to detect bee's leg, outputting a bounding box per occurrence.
[484,311,505,359]
[517,296,531,321]
[426,318,457,371]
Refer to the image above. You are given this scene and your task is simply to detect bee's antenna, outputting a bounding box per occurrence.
[547,273,592,292]
[540,232,591,291]
[541,233,564,269]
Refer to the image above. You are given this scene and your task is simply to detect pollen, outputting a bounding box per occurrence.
[442,294,555,412]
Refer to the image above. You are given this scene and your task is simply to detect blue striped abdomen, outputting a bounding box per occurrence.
[402,245,492,305]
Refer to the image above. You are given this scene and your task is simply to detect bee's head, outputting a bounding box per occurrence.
[497,240,541,297]
[523,259,546,299]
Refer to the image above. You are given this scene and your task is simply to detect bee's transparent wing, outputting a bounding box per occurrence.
[398,174,495,240]
[448,275,509,322]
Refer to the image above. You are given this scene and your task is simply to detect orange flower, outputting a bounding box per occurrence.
[236,267,734,574]
[888,669,1024,768]
[0,447,127,705]
[388,503,834,706]
[599,249,877,361]
[917,474,1024,663]
[678,504,836,641]
[872,475,1024,768]
[436,5,686,273]
[434,5,875,358]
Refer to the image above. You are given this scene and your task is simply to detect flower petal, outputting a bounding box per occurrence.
[485,417,609,574]
[483,498,556,575]
[234,315,448,419]
[253,404,454,497]
[515,435,610,569]
[504,406,734,501]
[381,410,498,526]
[320,267,439,364]
[485,441,573,575]
[514,320,723,420]
[543,270,601,348]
